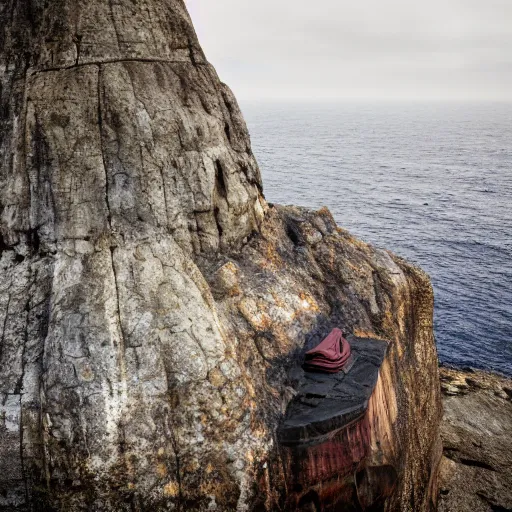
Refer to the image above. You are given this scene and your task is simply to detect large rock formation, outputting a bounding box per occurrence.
[0,1,442,510]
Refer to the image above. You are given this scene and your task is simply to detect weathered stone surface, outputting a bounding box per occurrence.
[438,367,512,512]
[0,1,442,510]
[199,205,442,512]
[1,1,265,255]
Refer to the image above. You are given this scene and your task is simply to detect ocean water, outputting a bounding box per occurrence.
[242,102,512,376]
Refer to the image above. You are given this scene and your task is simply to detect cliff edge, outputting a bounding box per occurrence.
[0,1,442,510]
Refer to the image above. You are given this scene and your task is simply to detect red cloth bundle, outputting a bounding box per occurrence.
[303,328,353,374]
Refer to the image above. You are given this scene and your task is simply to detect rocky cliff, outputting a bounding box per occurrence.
[0,1,442,510]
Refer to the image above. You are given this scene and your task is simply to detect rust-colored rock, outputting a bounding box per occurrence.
[205,206,442,512]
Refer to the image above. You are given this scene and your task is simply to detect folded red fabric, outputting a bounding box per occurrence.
[303,328,352,373]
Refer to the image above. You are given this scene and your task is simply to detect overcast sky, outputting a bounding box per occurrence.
[185,0,512,102]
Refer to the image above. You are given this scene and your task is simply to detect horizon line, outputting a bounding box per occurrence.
[237,96,512,104]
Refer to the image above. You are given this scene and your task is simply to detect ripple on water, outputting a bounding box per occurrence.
[243,101,512,376]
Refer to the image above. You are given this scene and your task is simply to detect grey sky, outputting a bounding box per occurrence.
[185,0,512,101]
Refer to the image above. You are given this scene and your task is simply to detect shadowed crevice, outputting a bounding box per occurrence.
[215,160,227,199]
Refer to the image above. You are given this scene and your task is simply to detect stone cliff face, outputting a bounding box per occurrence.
[0,1,442,510]
[200,206,442,512]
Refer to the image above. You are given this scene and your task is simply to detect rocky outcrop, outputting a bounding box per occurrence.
[0,1,442,510]
[200,205,442,512]
[438,367,512,512]
[0,0,264,254]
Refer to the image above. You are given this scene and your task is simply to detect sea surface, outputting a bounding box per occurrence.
[242,102,512,376]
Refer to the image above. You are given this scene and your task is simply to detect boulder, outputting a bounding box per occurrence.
[438,367,512,512]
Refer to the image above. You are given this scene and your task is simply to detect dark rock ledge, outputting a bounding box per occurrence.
[279,336,388,447]
[275,336,395,511]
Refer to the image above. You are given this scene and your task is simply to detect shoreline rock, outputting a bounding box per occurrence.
[438,366,512,512]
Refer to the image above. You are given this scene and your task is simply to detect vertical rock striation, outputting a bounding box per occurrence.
[1,1,264,509]
[1,0,265,253]
[0,2,442,511]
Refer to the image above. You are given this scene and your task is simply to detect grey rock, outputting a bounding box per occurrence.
[0,2,442,511]
[438,367,512,512]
